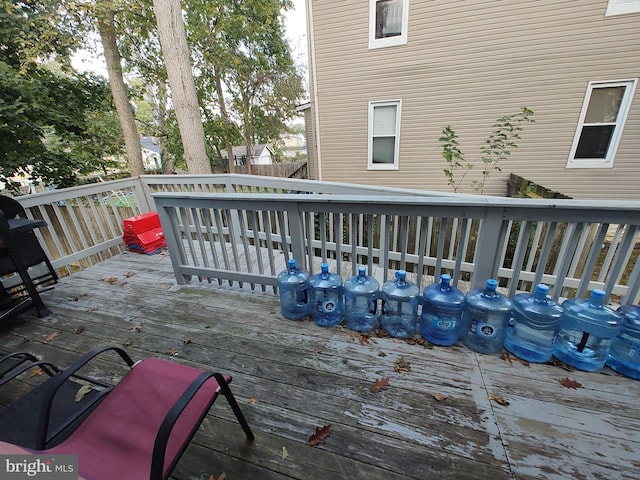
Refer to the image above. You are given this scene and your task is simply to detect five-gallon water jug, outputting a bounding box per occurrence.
[277,258,311,320]
[504,284,564,363]
[380,270,419,339]
[459,279,512,355]
[419,274,465,346]
[309,263,344,327]
[607,305,640,379]
[553,289,621,372]
[344,266,380,332]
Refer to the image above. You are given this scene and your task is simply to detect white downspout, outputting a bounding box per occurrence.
[306,0,323,180]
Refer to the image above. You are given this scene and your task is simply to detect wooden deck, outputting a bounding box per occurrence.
[1,251,639,480]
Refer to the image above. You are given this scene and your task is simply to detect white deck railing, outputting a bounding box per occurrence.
[11,175,640,304]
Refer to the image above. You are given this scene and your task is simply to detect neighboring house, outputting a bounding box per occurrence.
[222,144,275,166]
[303,0,640,199]
[140,137,162,171]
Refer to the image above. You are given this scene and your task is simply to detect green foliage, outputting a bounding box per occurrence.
[0,0,124,188]
[440,107,535,194]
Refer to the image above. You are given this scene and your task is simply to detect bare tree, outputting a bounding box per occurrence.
[153,0,211,174]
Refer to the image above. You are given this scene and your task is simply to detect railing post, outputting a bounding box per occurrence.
[154,198,191,285]
[472,207,505,289]
[286,201,307,269]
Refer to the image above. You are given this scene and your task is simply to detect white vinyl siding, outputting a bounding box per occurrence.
[567,79,637,168]
[605,0,640,16]
[369,0,409,49]
[368,100,402,170]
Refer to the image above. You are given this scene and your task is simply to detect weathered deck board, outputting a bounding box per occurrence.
[1,251,639,480]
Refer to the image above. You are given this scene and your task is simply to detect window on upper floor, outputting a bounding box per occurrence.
[605,0,640,16]
[369,0,409,49]
[368,100,402,170]
[567,79,637,168]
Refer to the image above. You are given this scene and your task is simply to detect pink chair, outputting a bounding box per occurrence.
[0,353,254,480]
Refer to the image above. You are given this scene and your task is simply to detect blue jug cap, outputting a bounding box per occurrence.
[321,263,329,273]
[440,274,451,284]
[358,266,367,276]
[288,258,297,269]
[590,289,606,302]
[486,279,498,290]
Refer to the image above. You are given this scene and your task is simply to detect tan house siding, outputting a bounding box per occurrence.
[307,0,640,199]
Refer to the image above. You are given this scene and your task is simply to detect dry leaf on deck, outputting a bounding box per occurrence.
[182,338,192,345]
[29,367,43,378]
[500,350,514,365]
[124,271,134,278]
[432,393,448,402]
[105,277,118,284]
[130,324,142,332]
[208,474,226,480]
[358,334,376,345]
[394,355,411,373]
[123,340,132,347]
[167,348,178,357]
[75,384,94,402]
[281,446,288,461]
[559,377,583,390]
[488,392,510,406]
[371,377,390,393]
[74,326,85,334]
[308,424,331,446]
[44,331,59,343]
[248,397,258,405]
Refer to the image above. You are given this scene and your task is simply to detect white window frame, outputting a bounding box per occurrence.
[368,100,402,170]
[368,0,409,50]
[605,0,640,16]
[566,79,637,169]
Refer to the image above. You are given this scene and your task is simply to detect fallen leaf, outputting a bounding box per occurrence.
[358,334,375,345]
[371,377,390,393]
[182,338,192,345]
[248,397,258,405]
[208,474,226,480]
[167,348,178,357]
[559,377,583,389]
[105,277,118,284]
[432,393,448,402]
[29,367,43,378]
[378,352,387,357]
[308,425,331,446]
[124,271,134,278]
[123,340,132,347]
[44,331,59,343]
[518,359,530,367]
[74,326,85,334]
[500,350,514,365]
[488,392,510,406]
[394,355,411,373]
[281,446,288,461]
[75,384,93,402]
[130,324,142,332]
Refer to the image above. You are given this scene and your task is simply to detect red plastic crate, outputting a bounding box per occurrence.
[123,227,166,254]
[123,212,161,235]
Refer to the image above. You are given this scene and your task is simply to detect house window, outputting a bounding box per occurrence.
[567,79,637,168]
[368,100,402,170]
[369,0,409,49]
[605,0,640,16]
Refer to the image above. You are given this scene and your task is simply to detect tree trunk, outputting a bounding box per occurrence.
[214,74,236,174]
[97,10,145,177]
[153,0,211,174]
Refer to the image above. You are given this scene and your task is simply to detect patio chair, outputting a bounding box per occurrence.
[0,346,254,480]
[0,195,58,319]
[0,346,135,448]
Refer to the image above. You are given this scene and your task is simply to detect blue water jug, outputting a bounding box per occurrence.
[419,274,465,346]
[553,289,621,372]
[380,270,419,339]
[504,284,564,363]
[309,263,344,327]
[459,279,512,355]
[607,305,640,379]
[277,258,311,320]
[344,266,380,332]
